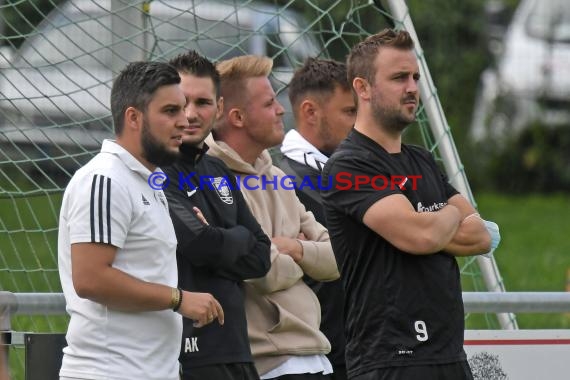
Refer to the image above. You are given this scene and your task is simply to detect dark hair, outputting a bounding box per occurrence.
[110,61,181,135]
[288,57,350,113]
[347,28,415,85]
[169,50,220,99]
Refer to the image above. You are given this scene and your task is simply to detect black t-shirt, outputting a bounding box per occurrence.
[164,144,271,370]
[322,129,465,378]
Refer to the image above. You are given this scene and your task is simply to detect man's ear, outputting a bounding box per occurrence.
[300,99,318,125]
[124,106,142,132]
[353,77,371,101]
[216,97,224,119]
[228,107,244,128]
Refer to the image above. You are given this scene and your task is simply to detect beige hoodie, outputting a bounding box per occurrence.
[205,135,340,375]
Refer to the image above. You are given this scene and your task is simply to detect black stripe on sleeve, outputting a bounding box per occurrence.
[106,177,112,244]
[315,159,323,172]
[98,176,105,242]
[90,175,98,242]
[303,153,310,167]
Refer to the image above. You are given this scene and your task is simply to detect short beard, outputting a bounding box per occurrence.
[141,119,179,167]
[371,103,410,133]
[370,91,415,133]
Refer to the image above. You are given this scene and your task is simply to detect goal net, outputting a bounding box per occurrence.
[0,0,513,375]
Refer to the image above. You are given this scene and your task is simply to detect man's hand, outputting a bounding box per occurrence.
[178,291,224,328]
[193,206,209,225]
[271,235,304,263]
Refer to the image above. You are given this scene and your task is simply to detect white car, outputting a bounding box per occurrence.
[0,0,321,157]
[470,0,570,144]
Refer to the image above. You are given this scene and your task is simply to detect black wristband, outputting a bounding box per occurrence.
[173,288,183,312]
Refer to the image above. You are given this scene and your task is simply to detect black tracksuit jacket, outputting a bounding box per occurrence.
[163,144,271,370]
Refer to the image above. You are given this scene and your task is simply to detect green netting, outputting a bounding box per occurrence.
[0,0,510,377]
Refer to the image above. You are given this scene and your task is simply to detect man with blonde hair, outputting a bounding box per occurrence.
[206,55,339,380]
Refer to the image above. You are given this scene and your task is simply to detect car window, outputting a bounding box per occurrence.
[264,15,320,68]
[147,12,253,61]
[14,2,319,69]
[149,5,320,67]
[15,9,113,67]
[525,0,570,42]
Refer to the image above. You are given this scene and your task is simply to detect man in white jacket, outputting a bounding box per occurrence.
[279,58,356,380]
[206,55,339,380]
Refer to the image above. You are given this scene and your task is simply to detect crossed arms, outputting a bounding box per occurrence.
[363,193,491,256]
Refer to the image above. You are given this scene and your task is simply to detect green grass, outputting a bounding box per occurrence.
[465,192,570,329]
[1,189,67,380]
[2,190,570,378]
[0,192,62,295]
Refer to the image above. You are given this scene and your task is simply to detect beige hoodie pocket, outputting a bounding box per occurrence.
[264,282,328,354]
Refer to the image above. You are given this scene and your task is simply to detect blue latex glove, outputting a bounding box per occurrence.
[482,220,500,258]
